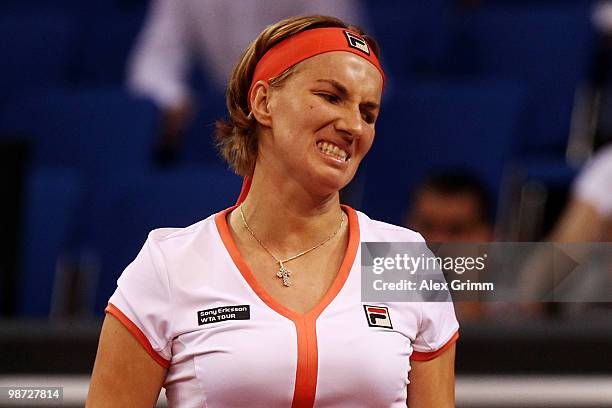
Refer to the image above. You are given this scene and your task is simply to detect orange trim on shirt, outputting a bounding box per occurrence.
[411,330,459,362]
[215,205,360,408]
[105,303,171,369]
[235,176,252,205]
[292,316,318,408]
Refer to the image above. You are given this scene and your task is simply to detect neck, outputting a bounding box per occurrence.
[233,165,345,255]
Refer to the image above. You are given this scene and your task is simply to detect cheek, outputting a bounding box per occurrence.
[294,105,338,143]
[357,130,376,157]
[279,100,323,132]
[307,102,337,122]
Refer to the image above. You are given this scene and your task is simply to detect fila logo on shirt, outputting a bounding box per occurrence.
[344,31,370,55]
[363,305,393,329]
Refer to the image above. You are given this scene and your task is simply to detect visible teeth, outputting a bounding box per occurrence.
[316,141,348,161]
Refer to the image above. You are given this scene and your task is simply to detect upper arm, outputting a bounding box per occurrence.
[86,313,167,408]
[407,343,456,408]
[550,199,603,242]
[408,287,458,407]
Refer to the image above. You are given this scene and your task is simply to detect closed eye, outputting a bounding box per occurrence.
[362,111,376,124]
[315,92,340,104]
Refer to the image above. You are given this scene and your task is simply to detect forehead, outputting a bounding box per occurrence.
[288,52,383,100]
[418,191,482,216]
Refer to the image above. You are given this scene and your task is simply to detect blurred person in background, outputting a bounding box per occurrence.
[586,2,612,147]
[404,170,494,243]
[127,0,362,163]
[404,170,494,321]
[518,144,612,317]
[550,144,612,243]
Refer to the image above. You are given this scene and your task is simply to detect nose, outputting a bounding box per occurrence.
[335,105,364,138]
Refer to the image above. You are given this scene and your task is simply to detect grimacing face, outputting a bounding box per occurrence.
[255,51,383,197]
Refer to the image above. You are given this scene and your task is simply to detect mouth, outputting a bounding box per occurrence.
[316,140,350,162]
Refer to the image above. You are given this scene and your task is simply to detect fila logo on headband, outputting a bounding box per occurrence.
[364,305,393,329]
[344,31,370,55]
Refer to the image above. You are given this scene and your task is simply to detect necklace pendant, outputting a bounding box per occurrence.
[276,264,292,287]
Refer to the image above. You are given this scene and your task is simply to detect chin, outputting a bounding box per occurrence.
[302,158,358,196]
[311,172,353,196]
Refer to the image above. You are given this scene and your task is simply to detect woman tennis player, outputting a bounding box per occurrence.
[87,15,458,407]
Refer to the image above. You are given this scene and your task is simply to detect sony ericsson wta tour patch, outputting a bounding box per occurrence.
[197,305,250,325]
[363,305,393,329]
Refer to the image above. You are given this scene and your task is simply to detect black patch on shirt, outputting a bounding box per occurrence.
[197,305,250,325]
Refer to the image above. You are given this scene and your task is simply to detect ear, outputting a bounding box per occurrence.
[250,80,273,127]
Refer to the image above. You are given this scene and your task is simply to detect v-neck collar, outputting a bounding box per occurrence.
[214,204,360,322]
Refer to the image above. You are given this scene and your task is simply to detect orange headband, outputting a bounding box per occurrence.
[247,27,385,111]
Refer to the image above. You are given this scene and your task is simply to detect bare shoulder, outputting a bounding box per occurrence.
[86,314,167,408]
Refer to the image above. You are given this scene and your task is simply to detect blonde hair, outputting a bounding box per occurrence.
[215,15,380,177]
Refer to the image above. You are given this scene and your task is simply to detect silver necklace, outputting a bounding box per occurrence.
[239,204,345,287]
